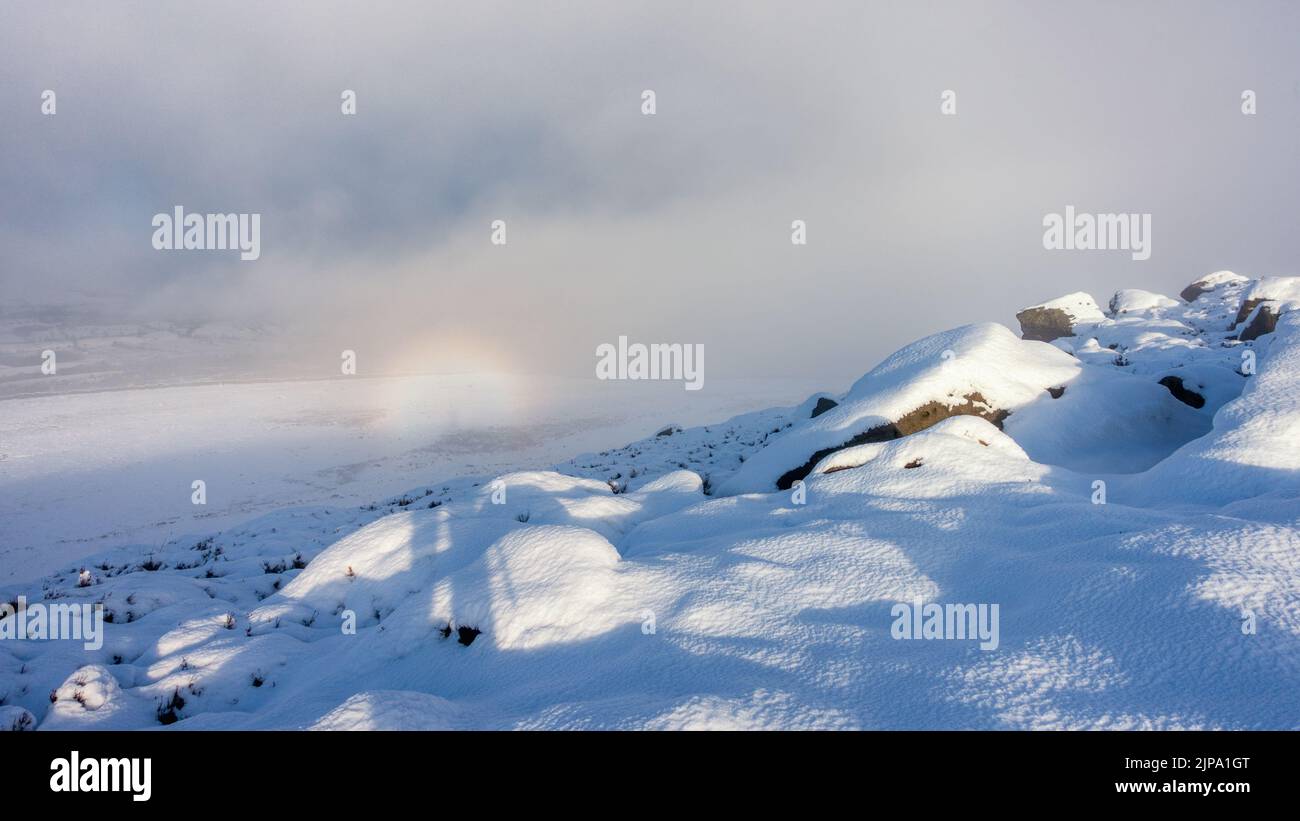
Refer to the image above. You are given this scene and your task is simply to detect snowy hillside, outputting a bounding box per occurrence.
[5,271,1300,730]
[0,298,291,400]
[0,373,810,583]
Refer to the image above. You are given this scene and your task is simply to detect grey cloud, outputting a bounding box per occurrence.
[1,1,1298,381]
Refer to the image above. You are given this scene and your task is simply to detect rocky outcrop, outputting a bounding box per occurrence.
[1233,277,1300,328]
[1180,270,1247,303]
[810,397,838,418]
[775,392,1009,489]
[716,323,1083,495]
[1238,302,1281,342]
[1016,292,1105,342]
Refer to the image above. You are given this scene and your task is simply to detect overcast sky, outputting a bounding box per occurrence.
[2,1,1298,383]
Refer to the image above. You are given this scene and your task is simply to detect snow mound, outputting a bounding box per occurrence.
[1004,365,1210,473]
[252,510,519,634]
[0,705,35,731]
[42,665,142,729]
[250,469,701,634]
[1108,289,1180,315]
[425,524,623,651]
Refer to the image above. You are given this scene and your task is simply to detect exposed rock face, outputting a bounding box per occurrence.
[1016,292,1105,342]
[1016,307,1075,342]
[1180,270,1247,303]
[1158,375,1206,409]
[1236,299,1268,328]
[1233,278,1300,328]
[1238,302,1281,342]
[717,322,1082,495]
[775,392,1009,489]
[810,397,838,418]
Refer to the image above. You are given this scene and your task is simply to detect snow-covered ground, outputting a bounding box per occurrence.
[0,298,295,401]
[0,373,815,583]
[4,272,1300,730]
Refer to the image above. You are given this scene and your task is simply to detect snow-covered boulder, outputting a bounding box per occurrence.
[1233,276,1300,327]
[1180,270,1248,303]
[810,415,1038,486]
[719,312,1221,491]
[1108,289,1179,315]
[1016,292,1106,342]
[717,323,1081,493]
[1239,301,1287,342]
[41,664,149,729]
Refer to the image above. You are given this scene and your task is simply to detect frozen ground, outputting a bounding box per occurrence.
[3,272,1300,730]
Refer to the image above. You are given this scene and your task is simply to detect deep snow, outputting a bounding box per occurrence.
[4,272,1300,730]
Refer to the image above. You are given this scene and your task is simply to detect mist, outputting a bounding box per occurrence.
[3,0,1298,382]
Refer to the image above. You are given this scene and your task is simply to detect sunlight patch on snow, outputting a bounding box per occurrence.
[644,689,860,730]
[310,690,463,730]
